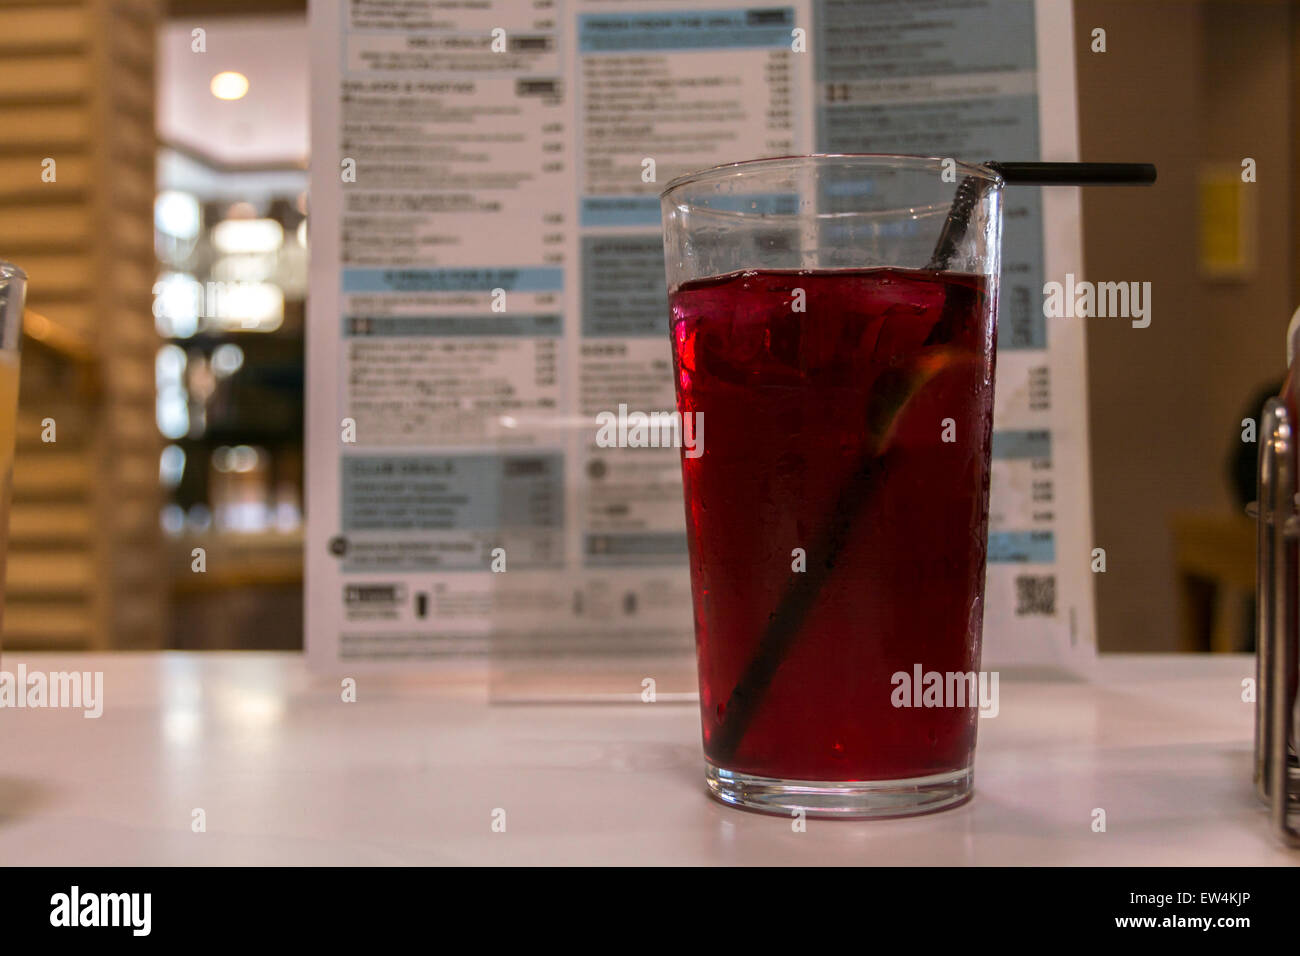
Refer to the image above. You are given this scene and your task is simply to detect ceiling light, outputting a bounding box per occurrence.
[210,71,249,100]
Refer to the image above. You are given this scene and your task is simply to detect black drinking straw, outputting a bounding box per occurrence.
[710,161,1157,765]
[928,162,1156,270]
[986,161,1156,185]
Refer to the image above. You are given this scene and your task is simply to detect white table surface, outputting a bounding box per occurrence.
[0,651,1292,865]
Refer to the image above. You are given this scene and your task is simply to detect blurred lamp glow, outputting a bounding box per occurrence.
[156,387,189,439]
[211,343,244,377]
[187,504,212,533]
[155,344,187,387]
[154,191,200,240]
[212,444,261,473]
[210,71,249,100]
[153,272,201,338]
[155,345,189,439]
[160,444,186,488]
[212,218,283,255]
[160,504,186,537]
[206,281,284,332]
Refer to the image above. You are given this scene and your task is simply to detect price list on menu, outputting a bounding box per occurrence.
[307,0,1095,676]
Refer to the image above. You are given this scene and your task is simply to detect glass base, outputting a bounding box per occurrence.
[705,762,973,819]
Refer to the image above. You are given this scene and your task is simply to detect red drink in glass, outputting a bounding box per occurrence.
[662,154,1005,816]
[670,266,996,784]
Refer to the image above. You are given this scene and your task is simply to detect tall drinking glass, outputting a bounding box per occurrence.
[661,155,1002,817]
[0,263,24,639]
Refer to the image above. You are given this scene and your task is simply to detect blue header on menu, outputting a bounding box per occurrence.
[342,268,564,294]
[579,8,795,52]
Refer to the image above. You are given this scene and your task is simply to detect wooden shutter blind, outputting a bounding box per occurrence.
[0,0,164,649]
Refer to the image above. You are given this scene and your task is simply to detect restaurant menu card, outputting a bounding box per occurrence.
[306,0,1096,676]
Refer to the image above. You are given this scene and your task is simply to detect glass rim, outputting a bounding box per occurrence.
[660,153,1002,204]
[0,261,26,282]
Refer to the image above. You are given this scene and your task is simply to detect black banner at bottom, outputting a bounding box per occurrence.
[0,865,1282,941]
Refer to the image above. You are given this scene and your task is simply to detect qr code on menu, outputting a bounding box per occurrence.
[1015,575,1056,616]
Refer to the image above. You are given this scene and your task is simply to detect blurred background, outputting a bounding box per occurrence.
[3,0,305,651]
[0,0,1290,654]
